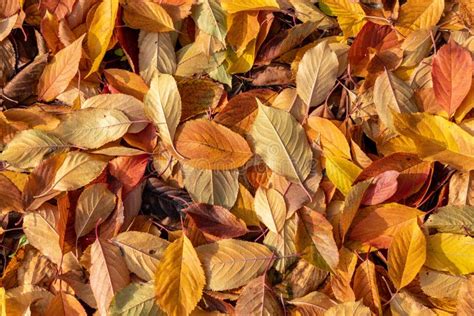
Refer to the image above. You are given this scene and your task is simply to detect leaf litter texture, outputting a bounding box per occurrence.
[0,0,473,315]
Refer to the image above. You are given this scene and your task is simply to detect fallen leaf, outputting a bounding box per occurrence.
[432,40,473,117]
[196,239,273,291]
[388,219,426,289]
[175,119,252,170]
[154,235,205,316]
[250,100,312,183]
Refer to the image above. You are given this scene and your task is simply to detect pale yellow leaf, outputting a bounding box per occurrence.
[373,70,418,130]
[264,215,297,273]
[110,282,165,316]
[82,94,147,134]
[23,204,62,265]
[75,183,116,238]
[50,151,108,192]
[231,183,260,226]
[144,73,181,148]
[113,231,169,281]
[38,34,85,102]
[0,129,68,169]
[154,235,205,316]
[182,165,239,209]
[296,41,338,107]
[254,187,287,234]
[196,239,273,291]
[138,31,176,83]
[53,108,131,149]
[250,100,313,183]
[192,0,227,45]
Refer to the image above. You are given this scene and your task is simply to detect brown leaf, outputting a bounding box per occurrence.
[235,276,284,315]
[2,54,48,106]
[0,173,23,213]
[184,203,248,239]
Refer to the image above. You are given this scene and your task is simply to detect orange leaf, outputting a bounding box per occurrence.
[432,40,473,116]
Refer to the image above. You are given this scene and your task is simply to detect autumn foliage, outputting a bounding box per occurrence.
[1,0,474,315]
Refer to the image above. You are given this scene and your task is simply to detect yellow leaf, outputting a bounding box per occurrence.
[221,0,280,13]
[123,1,174,33]
[37,34,85,102]
[250,100,313,183]
[306,116,351,159]
[254,187,287,234]
[53,108,131,149]
[175,119,252,170]
[396,0,445,36]
[45,292,87,316]
[226,39,257,74]
[231,183,260,226]
[155,235,205,316]
[388,220,426,289]
[325,154,361,195]
[196,239,273,291]
[296,41,339,107]
[320,0,366,37]
[144,74,181,149]
[384,112,474,171]
[0,288,5,316]
[426,233,474,275]
[86,0,119,76]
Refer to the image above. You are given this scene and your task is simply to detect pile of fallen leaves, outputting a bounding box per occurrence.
[0,0,473,315]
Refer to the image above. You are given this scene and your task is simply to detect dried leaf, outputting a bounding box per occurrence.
[250,100,312,183]
[154,235,205,316]
[196,239,273,291]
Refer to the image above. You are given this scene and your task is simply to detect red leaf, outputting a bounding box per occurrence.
[362,170,399,205]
